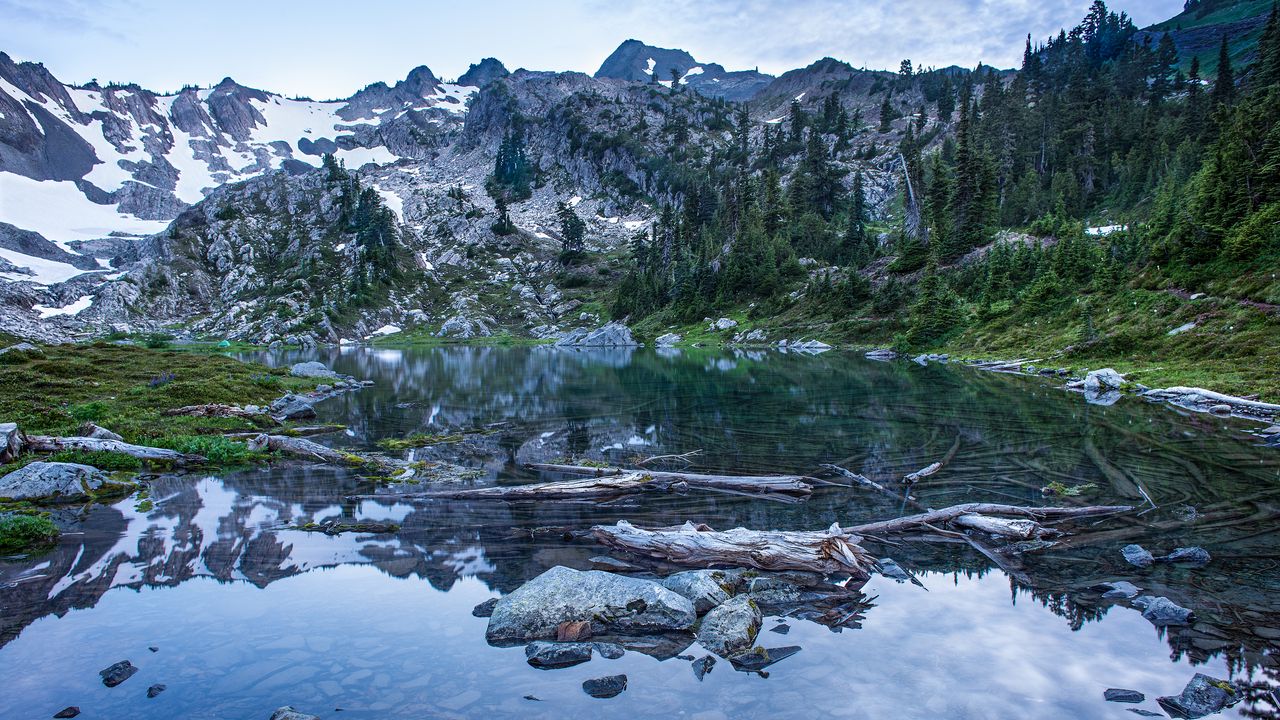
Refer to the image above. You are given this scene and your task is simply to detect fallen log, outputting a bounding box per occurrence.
[1083,436,1143,499]
[951,513,1058,540]
[368,472,668,501]
[847,502,1132,537]
[248,434,372,467]
[903,434,961,484]
[162,404,273,423]
[591,520,874,578]
[524,462,813,498]
[24,435,203,465]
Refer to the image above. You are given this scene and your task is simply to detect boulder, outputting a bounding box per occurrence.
[524,641,593,669]
[1157,674,1241,718]
[471,598,499,618]
[555,322,638,347]
[1104,688,1145,703]
[1084,368,1126,392]
[0,422,22,464]
[99,659,137,687]
[485,566,696,644]
[146,684,166,698]
[662,570,733,614]
[582,674,627,698]
[0,342,42,357]
[712,317,738,331]
[654,333,682,346]
[269,708,321,720]
[1122,544,1154,568]
[696,595,760,657]
[269,394,317,421]
[0,462,128,502]
[692,654,716,681]
[1134,595,1194,626]
[289,361,337,379]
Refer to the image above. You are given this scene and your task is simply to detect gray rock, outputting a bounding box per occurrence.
[1134,595,1194,626]
[314,383,333,393]
[712,317,738,331]
[269,708,321,720]
[0,422,22,463]
[1209,404,1232,415]
[1093,581,1142,599]
[864,349,898,361]
[471,598,499,617]
[54,707,80,718]
[1158,547,1211,566]
[662,570,733,614]
[692,654,716,680]
[485,566,696,644]
[1157,673,1241,718]
[1127,710,1163,717]
[0,342,43,357]
[556,322,638,347]
[696,595,760,657]
[588,556,641,572]
[99,660,137,687]
[1122,544,1154,568]
[146,684,166,698]
[289,361,337,379]
[582,674,627,698]
[0,461,128,502]
[912,354,929,365]
[1084,368,1126,392]
[269,394,317,421]
[654,333,682,346]
[1105,688,1145,703]
[524,641,594,669]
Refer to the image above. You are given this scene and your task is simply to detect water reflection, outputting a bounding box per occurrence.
[1,347,1278,718]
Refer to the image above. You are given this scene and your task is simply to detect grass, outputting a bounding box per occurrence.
[378,432,466,450]
[0,342,321,461]
[0,513,59,552]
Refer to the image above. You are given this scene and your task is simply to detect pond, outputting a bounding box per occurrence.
[2,346,1277,719]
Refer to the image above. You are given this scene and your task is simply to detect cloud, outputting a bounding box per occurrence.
[0,0,135,42]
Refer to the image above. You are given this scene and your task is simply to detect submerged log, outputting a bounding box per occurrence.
[379,472,667,501]
[25,435,203,465]
[847,502,1132,537]
[591,520,874,578]
[1083,436,1143,499]
[524,463,813,498]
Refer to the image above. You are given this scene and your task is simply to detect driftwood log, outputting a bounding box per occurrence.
[526,462,813,498]
[247,434,370,467]
[24,435,203,465]
[373,472,669,501]
[590,503,1132,576]
[162,404,272,423]
[592,520,875,578]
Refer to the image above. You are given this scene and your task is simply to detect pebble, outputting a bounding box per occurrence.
[1104,688,1145,703]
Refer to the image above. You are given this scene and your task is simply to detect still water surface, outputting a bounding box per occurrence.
[1,346,1277,719]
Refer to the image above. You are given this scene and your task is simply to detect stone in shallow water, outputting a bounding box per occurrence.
[1133,596,1194,626]
[146,684,166,698]
[1157,673,1241,718]
[696,595,760,657]
[582,674,627,698]
[99,659,137,687]
[728,645,802,672]
[1104,688,1145,703]
[662,569,733,614]
[289,361,337,379]
[485,566,695,644]
[524,641,594,669]
[877,557,914,582]
[1092,581,1142,599]
[1158,547,1211,566]
[1122,544,1154,568]
[269,708,321,720]
[53,708,80,718]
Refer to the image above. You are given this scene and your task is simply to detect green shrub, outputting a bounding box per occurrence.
[153,436,261,466]
[69,401,111,422]
[0,514,59,551]
[46,449,144,471]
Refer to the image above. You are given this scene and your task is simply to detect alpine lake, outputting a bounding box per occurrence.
[2,345,1278,719]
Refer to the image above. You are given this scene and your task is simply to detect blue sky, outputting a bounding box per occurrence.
[0,0,1183,98]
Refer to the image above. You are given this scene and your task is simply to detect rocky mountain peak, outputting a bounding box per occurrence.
[458,58,509,88]
[594,39,773,101]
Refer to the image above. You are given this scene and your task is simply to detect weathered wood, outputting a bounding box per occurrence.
[591,520,874,578]
[524,462,813,498]
[249,434,368,466]
[25,435,202,465]
[380,472,667,501]
[951,513,1056,540]
[0,422,23,464]
[822,464,920,507]
[904,434,962,484]
[1082,436,1143,499]
[848,502,1132,537]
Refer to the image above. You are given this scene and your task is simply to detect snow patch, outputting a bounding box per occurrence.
[33,295,94,318]
[0,174,168,248]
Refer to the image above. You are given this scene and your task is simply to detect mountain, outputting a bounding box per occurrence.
[594,39,775,101]
[1138,0,1273,74]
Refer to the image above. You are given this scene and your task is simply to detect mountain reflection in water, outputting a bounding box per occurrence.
[1,346,1277,719]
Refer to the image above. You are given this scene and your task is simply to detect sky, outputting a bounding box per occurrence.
[0,0,1185,99]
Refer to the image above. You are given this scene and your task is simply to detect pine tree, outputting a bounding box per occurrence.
[557,202,587,258]
[1210,35,1235,109]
